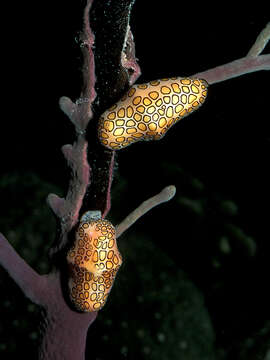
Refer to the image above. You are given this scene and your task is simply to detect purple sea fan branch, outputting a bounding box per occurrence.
[116,185,176,238]
[47,0,97,255]
[84,0,141,217]
[0,233,46,305]
[121,26,141,85]
[58,0,96,134]
[80,0,96,108]
[192,22,270,84]
[193,54,270,85]
[247,22,270,57]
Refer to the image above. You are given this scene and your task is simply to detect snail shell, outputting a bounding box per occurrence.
[67,211,122,312]
[98,77,208,150]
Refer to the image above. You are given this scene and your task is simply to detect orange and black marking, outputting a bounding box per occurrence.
[98,77,208,150]
[67,214,122,312]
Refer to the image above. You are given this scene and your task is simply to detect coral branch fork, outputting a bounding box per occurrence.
[193,22,270,84]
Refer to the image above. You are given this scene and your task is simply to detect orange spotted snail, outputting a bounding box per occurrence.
[67,211,122,312]
[98,77,208,150]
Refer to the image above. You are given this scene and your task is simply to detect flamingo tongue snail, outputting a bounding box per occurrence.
[98,77,208,150]
[67,211,122,312]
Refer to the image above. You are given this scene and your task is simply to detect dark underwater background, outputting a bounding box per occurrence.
[0,1,269,359]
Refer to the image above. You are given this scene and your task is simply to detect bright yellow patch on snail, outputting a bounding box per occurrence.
[98,77,208,150]
[67,212,122,312]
